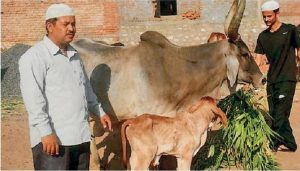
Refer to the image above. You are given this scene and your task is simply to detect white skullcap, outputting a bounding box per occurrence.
[261,0,280,11]
[45,3,75,20]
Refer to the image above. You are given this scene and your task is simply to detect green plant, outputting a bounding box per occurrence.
[193,89,279,170]
[2,100,23,111]
[1,99,24,118]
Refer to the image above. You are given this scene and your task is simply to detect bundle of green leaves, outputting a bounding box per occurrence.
[192,89,279,170]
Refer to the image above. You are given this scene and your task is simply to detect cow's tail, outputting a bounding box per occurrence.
[121,119,133,169]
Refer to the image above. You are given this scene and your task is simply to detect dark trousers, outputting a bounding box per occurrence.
[32,142,90,170]
[267,81,297,151]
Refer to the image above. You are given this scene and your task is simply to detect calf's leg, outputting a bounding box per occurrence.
[176,155,192,170]
[129,151,153,170]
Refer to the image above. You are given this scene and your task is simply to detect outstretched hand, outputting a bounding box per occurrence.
[100,114,112,131]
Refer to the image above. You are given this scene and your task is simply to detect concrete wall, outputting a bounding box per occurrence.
[118,0,300,48]
[117,0,201,22]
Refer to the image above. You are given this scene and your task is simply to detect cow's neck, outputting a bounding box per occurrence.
[209,79,235,100]
[161,43,228,102]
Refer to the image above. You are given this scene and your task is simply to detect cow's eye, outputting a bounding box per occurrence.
[242,53,250,59]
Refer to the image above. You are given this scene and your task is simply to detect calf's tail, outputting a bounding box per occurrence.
[121,119,132,168]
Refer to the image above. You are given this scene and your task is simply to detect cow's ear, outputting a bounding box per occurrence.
[226,55,239,87]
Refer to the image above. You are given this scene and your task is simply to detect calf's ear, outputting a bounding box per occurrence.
[226,55,239,87]
[212,107,228,128]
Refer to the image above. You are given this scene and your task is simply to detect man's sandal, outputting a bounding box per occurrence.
[277,145,294,152]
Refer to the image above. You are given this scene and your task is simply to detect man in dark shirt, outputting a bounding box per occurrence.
[255,0,300,152]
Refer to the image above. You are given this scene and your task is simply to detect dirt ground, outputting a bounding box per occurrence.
[1,84,300,170]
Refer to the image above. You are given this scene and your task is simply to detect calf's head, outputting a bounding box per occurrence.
[188,96,227,128]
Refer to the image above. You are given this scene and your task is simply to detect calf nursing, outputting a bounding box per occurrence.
[121,96,227,170]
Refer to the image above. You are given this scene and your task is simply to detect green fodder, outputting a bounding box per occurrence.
[192,89,279,170]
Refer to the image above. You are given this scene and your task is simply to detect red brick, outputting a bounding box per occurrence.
[1,0,120,45]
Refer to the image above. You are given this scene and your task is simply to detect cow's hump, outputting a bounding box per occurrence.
[140,31,179,48]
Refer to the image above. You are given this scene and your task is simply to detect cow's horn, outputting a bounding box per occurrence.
[224,0,246,41]
[224,0,238,36]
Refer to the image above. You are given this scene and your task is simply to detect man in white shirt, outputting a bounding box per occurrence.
[19,3,112,169]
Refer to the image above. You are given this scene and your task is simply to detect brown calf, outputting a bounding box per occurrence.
[121,96,227,170]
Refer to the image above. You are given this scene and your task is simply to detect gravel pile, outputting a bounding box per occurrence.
[1,44,31,98]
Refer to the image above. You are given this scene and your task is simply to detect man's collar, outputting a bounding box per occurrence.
[43,36,77,57]
[43,36,60,55]
[67,45,77,58]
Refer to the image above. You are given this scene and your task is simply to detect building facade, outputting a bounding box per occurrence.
[1,0,300,48]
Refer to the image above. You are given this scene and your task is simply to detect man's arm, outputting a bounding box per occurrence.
[254,53,269,73]
[82,67,112,131]
[255,53,266,66]
[19,52,59,155]
[254,36,269,73]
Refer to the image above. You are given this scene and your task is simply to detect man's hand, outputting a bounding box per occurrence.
[41,133,59,156]
[100,114,112,131]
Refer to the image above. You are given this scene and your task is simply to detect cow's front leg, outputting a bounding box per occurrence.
[89,117,101,170]
[193,131,208,156]
[176,155,192,170]
[90,136,101,169]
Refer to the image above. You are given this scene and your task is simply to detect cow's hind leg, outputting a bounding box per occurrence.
[129,151,154,170]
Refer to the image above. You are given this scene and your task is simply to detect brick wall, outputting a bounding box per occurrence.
[1,0,300,48]
[1,0,120,47]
